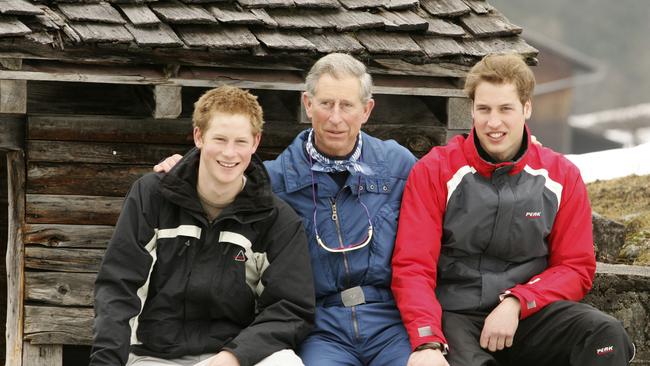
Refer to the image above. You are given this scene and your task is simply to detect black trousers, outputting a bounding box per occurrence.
[442,301,634,366]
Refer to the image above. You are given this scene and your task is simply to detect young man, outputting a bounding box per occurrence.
[392,54,635,366]
[156,53,417,365]
[91,86,315,366]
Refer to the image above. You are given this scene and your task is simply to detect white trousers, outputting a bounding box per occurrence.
[126,349,304,366]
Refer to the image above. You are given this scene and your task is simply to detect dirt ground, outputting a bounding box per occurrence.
[587,174,650,265]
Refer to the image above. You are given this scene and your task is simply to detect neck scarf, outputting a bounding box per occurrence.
[305,129,374,176]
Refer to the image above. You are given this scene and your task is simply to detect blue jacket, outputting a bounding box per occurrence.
[265,130,417,299]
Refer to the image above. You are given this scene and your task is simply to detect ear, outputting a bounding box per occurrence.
[251,133,261,154]
[302,92,313,119]
[524,100,532,120]
[360,98,375,125]
[193,126,203,148]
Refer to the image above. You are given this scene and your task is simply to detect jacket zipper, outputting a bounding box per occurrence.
[330,198,361,340]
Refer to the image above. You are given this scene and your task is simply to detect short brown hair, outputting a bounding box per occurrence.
[464,53,535,105]
[192,85,264,135]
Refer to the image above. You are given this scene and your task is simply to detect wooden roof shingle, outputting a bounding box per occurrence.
[0,0,538,77]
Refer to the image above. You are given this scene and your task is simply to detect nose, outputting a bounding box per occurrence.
[486,110,501,128]
[222,141,237,157]
[328,102,343,125]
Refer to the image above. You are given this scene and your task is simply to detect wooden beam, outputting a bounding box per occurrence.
[446,97,472,129]
[24,223,113,249]
[6,151,25,366]
[26,272,96,307]
[0,79,26,114]
[24,247,105,272]
[26,194,123,225]
[28,162,149,196]
[24,306,93,345]
[0,115,24,151]
[154,85,182,119]
[22,342,62,366]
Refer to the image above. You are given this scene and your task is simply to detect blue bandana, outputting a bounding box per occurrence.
[305,129,374,176]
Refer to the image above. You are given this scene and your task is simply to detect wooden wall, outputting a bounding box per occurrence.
[1,154,7,364]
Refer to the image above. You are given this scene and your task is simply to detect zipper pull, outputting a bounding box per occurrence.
[331,201,338,221]
[177,239,191,256]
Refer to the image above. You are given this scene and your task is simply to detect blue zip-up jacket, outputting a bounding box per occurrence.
[265,130,417,299]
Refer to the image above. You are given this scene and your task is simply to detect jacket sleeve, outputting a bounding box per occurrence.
[224,202,315,366]
[90,178,158,366]
[506,165,596,319]
[391,157,449,350]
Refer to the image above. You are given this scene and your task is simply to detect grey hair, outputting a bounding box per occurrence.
[304,53,373,103]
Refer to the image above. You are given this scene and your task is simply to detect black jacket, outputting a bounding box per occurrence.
[90,148,315,366]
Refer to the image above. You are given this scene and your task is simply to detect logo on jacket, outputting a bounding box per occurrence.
[234,250,247,262]
[525,211,542,218]
[596,345,614,356]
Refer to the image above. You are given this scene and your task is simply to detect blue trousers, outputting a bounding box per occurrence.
[300,301,411,366]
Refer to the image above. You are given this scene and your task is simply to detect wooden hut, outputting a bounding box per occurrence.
[0,0,536,365]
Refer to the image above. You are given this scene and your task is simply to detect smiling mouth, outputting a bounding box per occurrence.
[487,132,506,139]
[218,161,238,168]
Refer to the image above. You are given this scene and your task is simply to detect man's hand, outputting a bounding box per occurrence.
[153,154,183,173]
[479,296,521,352]
[206,350,240,366]
[407,349,449,366]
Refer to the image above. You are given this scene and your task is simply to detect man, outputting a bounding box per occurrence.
[157,53,416,365]
[392,53,635,366]
[91,86,314,366]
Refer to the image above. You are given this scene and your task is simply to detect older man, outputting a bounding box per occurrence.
[157,53,415,365]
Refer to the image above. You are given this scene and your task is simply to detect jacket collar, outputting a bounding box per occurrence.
[465,125,531,177]
[160,147,274,223]
[280,129,388,196]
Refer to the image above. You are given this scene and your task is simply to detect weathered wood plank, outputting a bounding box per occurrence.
[293,0,340,8]
[385,0,419,10]
[117,4,161,27]
[125,23,184,48]
[304,33,364,54]
[462,0,492,14]
[238,0,294,8]
[6,151,26,366]
[150,0,216,24]
[267,9,335,29]
[419,12,466,37]
[0,16,31,37]
[446,97,472,129]
[0,115,25,151]
[26,194,123,225]
[356,30,424,55]
[26,272,96,306]
[253,30,317,51]
[24,223,114,249]
[68,22,133,43]
[28,115,193,144]
[378,10,428,31]
[338,0,386,9]
[22,342,62,366]
[0,79,27,114]
[24,306,93,345]
[57,3,126,24]
[459,11,522,37]
[324,10,384,31]
[208,4,265,25]
[420,0,471,17]
[24,246,105,272]
[0,0,43,16]
[27,162,148,196]
[154,85,182,119]
[176,25,259,49]
[413,35,465,58]
[27,140,191,165]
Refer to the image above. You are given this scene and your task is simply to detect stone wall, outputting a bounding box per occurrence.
[585,264,650,365]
